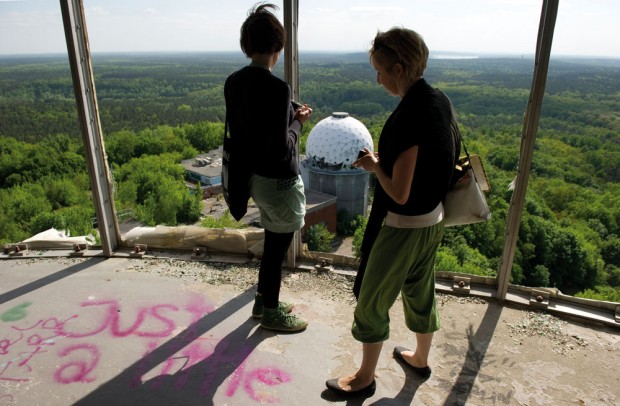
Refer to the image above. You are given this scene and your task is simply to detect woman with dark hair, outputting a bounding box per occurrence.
[326,27,460,395]
[224,3,313,332]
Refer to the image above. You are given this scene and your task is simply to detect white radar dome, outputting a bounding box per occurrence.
[305,112,374,171]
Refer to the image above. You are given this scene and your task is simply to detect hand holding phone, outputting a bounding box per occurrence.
[293,101,313,124]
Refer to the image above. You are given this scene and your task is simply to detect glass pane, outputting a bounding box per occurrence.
[77,1,284,253]
[522,1,620,302]
[0,1,99,252]
[298,0,619,306]
[297,2,541,264]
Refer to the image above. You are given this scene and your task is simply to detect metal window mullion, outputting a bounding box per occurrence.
[284,0,301,268]
[497,0,559,299]
[284,0,300,101]
[60,0,119,256]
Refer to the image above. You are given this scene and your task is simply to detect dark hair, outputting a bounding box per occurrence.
[240,3,286,57]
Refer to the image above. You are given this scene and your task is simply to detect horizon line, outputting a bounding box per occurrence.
[0,50,618,60]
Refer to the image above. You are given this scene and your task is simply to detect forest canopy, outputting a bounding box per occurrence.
[0,52,618,301]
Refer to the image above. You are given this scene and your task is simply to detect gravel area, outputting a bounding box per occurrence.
[127,258,359,304]
[123,258,593,356]
[505,310,590,355]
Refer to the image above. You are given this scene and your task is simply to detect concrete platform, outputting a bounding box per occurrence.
[1,257,618,405]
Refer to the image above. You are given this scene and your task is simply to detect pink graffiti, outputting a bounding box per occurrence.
[0,318,70,382]
[226,361,291,403]
[141,338,216,391]
[0,317,70,382]
[0,332,23,356]
[1,294,293,403]
[0,362,29,383]
[16,345,47,372]
[54,344,100,384]
[0,344,48,382]
[13,316,76,333]
[58,300,179,338]
[0,394,14,404]
[184,295,215,323]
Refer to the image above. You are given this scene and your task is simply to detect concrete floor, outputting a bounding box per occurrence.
[0,256,619,405]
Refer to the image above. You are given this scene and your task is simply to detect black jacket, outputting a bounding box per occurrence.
[353,79,460,298]
[224,65,302,179]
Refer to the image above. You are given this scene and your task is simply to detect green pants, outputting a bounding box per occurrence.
[352,222,444,343]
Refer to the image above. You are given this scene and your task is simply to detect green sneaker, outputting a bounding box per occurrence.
[252,294,294,319]
[260,307,308,332]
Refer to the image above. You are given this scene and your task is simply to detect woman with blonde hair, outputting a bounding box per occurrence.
[326,27,460,396]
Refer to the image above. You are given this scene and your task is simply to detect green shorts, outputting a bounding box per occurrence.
[352,222,444,343]
[250,174,306,233]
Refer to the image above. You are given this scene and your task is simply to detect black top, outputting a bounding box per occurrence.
[353,78,461,298]
[376,78,458,216]
[224,65,302,179]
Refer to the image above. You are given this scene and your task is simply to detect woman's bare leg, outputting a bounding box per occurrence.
[336,342,382,391]
[400,332,434,367]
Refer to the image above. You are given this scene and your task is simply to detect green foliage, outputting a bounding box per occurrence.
[0,134,86,187]
[530,265,551,287]
[351,215,368,257]
[29,205,94,237]
[44,177,83,209]
[510,263,525,285]
[104,130,139,166]
[306,223,335,252]
[201,211,247,229]
[336,210,367,236]
[177,184,203,224]
[515,212,601,292]
[183,121,225,153]
[3,183,52,230]
[114,153,199,226]
[436,236,495,277]
[576,286,620,302]
[1,53,619,301]
[601,237,620,267]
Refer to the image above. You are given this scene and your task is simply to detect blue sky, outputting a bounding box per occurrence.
[1,0,619,57]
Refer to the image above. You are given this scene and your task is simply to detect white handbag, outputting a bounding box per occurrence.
[444,153,491,227]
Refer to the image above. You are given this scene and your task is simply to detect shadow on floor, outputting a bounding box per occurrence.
[73,287,268,406]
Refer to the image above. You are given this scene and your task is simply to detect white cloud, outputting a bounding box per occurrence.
[86,6,108,17]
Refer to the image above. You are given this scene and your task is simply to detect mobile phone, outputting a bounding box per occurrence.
[357,150,367,159]
[291,100,303,109]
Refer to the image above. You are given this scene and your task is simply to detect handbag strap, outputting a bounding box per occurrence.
[224,107,229,140]
[448,101,474,188]
[443,90,469,162]
[460,132,472,163]
[450,109,469,161]
[223,108,233,152]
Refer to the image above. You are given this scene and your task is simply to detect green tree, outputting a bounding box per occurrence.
[114,153,199,226]
[105,130,138,166]
[306,223,334,252]
[201,211,247,228]
[44,177,82,209]
[183,121,225,152]
[601,237,620,267]
[530,265,551,287]
[351,215,368,257]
